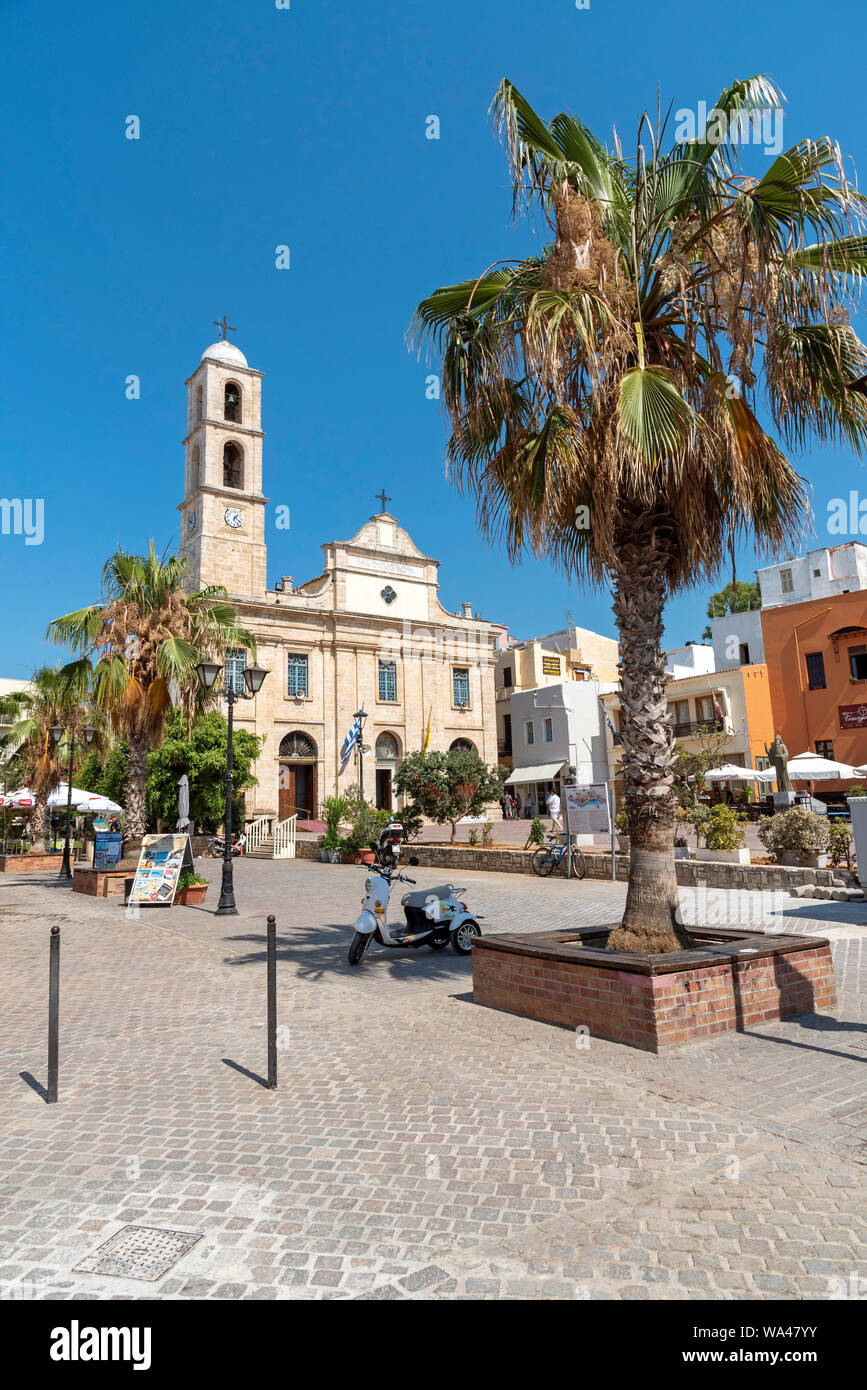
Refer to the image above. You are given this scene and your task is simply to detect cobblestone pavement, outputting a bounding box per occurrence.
[1,860,865,1301]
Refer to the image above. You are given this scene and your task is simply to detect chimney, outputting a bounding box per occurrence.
[461,602,472,618]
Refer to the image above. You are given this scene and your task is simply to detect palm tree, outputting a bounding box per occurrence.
[47,543,254,840]
[0,664,91,847]
[413,76,867,952]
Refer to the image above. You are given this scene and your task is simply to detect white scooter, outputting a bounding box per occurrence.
[347,823,482,965]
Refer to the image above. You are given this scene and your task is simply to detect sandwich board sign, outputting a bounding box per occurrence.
[128,834,194,907]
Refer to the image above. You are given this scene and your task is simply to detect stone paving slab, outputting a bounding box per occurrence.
[0,860,865,1301]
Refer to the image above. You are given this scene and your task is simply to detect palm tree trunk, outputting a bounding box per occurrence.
[30,798,48,850]
[124,736,150,840]
[607,519,694,954]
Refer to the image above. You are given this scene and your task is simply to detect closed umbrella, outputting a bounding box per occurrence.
[177,774,191,831]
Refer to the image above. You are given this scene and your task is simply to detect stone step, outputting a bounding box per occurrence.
[246,838,275,859]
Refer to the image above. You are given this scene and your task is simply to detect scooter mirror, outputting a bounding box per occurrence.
[408,856,419,866]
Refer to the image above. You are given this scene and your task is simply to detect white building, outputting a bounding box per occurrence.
[757,543,867,610]
[504,680,617,816]
[710,609,765,671]
[664,643,715,679]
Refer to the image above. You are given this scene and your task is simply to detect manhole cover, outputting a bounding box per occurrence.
[74,1225,203,1281]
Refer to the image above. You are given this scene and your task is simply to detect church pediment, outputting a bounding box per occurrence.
[335,513,436,566]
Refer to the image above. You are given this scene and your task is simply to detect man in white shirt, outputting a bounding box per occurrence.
[546,789,562,833]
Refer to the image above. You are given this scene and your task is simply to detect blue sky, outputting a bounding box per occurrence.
[2,0,866,681]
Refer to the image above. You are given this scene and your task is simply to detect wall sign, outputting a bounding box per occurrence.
[542,655,561,675]
[839,704,867,730]
[129,834,194,906]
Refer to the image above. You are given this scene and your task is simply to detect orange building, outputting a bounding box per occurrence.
[761,591,867,793]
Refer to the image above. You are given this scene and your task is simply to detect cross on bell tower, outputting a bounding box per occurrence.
[213,315,236,342]
[375,488,392,514]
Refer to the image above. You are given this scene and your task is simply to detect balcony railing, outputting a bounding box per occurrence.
[671,717,726,739]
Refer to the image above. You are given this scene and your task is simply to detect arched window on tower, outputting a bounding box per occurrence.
[224,381,242,423]
[223,442,244,490]
[189,444,200,493]
[195,383,203,425]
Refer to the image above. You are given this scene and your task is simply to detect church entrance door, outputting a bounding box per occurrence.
[278,762,317,820]
[375,768,392,812]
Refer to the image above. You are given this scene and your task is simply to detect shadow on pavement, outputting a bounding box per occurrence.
[221,921,477,984]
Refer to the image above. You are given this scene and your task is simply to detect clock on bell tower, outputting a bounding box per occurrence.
[178,322,269,598]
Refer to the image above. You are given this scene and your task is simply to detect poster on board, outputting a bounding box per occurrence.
[93,831,123,869]
[128,834,195,907]
[563,783,610,835]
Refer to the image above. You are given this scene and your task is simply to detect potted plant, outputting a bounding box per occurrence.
[696,804,750,863]
[175,870,209,905]
[340,799,389,864]
[614,808,630,853]
[757,806,831,867]
[319,796,349,862]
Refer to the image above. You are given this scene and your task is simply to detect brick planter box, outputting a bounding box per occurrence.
[472,926,837,1053]
[73,867,136,899]
[0,852,67,873]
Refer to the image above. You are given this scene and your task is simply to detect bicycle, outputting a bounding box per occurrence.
[531,834,586,879]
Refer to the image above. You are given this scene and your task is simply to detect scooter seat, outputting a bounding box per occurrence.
[401,885,453,907]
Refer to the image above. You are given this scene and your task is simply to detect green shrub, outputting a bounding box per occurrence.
[177,870,208,889]
[614,808,629,834]
[526,816,546,848]
[481,821,494,848]
[467,827,479,846]
[757,807,831,863]
[321,795,349,851]
[828,821,853,868]
[703,804,748,852]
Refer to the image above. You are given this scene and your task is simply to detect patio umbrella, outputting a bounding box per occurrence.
[704,764,776,783]
[47,785,122,814]
[787,752,864,780]
[1,787,36,808]
[77,795,122,814]
[176,773,191,831]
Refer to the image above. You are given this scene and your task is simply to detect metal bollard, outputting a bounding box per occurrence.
[266,914,277,1089]
[47,926,60,1103]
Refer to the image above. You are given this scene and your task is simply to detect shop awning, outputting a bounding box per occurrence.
[504,761,565,784]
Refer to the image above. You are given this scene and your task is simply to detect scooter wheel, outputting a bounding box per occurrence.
[451,920,481,955]
[348,931,370,966]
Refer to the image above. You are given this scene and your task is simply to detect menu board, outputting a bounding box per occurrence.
[563,783,611,835]
[129,834,194,906]
[93,831,123,868]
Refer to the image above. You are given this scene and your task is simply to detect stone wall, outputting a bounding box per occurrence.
[294,839,853,892]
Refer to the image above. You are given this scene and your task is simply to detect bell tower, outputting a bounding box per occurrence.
[178,323,268,597]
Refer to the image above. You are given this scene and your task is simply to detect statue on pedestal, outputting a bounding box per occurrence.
[764,734,793,793]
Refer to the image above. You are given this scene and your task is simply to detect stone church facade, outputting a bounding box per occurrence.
[178,334,498,820]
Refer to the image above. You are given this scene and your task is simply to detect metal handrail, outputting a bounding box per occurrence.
[274,815,297,859]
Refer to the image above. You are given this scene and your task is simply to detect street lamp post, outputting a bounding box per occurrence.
[50,722,96,880]
[354,707,369,803]
[195,656,269,915]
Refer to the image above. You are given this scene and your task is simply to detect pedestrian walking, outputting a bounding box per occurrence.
[513,792,522,820]
[546,788,563,834]
[503,791,513,820]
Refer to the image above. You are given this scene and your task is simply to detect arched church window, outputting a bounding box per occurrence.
[195,383,203,425]
[279,731,317,759]
[375,732,400,761]
[190,444,200,492]
[223,441,244,489]
[224,381,242,423]
[449,738,476,754]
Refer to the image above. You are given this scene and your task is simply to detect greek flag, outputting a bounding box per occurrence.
[604,713,617,736]
[339,707,365,773]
